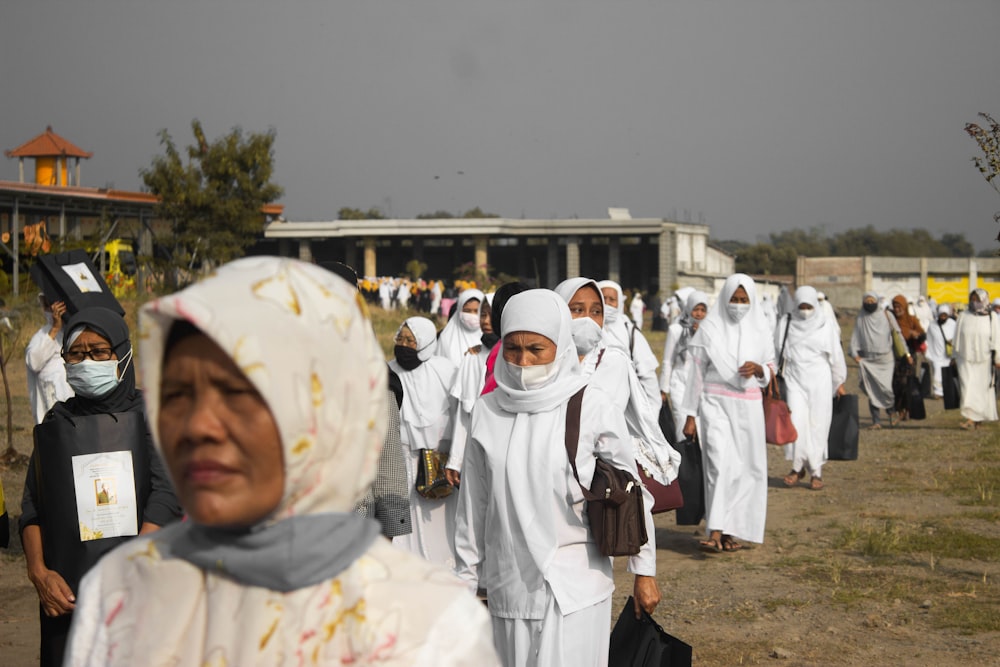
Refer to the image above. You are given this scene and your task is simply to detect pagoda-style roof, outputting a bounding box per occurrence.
[4,126,93,159]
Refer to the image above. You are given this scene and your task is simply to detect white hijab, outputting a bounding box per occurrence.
[389,317,456,430]
[689,273,773,389]
[436,288,484,366]
[493,289,587,414]
[780,286,834,361]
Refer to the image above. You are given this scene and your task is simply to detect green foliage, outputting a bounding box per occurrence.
[414,207,500,219]
[460,207,499,218]
[725,226,978,275]
[338,207,385,220]
[140,120,283,286]
[404,259,427,281]
[415,210,455,219]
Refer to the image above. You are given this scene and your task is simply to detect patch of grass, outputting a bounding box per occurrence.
[723,600,759,623]
[935,465,1000,508]
[759,596,808,613]
[836,520,1000,562]
[932,597,1000,634]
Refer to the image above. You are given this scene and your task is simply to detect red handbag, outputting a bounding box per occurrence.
[763,374,798,445]
[636,463,684,513]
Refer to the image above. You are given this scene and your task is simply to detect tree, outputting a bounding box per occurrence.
[141,120,283,286]
[965,112,1000,242]
[338,207,385,220]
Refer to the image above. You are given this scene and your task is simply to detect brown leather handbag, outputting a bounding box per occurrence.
[564,388,648,557]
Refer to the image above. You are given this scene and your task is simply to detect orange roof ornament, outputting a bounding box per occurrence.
[4,126,93,186]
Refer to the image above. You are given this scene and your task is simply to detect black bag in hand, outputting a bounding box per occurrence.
[907,375,926,420]
[942,365,960,410]
[827,394,859,461]
[609,596,692,667]
[671,436,704,526]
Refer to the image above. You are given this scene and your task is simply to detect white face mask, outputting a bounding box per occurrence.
[603,305,620,325]
[65,350,131,399]
[510,359,559,391]
[459,312,480,330]
[727,303,751,322]
[797,307,815,320]
[570,317,604,355]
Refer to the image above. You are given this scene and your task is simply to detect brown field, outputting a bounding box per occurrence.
[1,300,998,665]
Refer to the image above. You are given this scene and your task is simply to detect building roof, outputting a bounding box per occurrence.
[4,126,94,159]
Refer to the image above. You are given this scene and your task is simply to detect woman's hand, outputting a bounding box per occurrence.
[739,361,763,379]
[836,384,846,397]
[633,575,661,618]
[682,416,697,439]
[445,469,461,487]
[29,567,75,617]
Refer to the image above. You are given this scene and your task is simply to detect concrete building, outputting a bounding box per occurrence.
[262,211,735,294]
[797,256,1000,309]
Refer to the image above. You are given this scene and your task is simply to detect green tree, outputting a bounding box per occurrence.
[141,120,283,286]
[965,112,1000,243]
[461,207,499,218]
[338,207,385,220]
[415,210,455,219]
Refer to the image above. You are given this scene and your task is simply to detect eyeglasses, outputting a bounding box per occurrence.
[394,335,418,347]
[63,348,114,364]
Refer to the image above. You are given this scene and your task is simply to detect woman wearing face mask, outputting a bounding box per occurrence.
[389,317,460,567]
[776,287,847,491]
[849,292,897,430]
[925,304,956,399]
[64,258,498,666]
[436,289,485,366]
[661,290,709,443]
[953,289,1000,430]
[681,274,775,553]
[454,289,659,666]
[20,306,182,667]
[597,280,661,410]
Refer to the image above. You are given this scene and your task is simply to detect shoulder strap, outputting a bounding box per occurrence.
[629,323,637,356]
[778,314,791,371]
[563,387,603,502]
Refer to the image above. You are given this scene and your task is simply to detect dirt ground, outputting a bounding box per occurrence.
[2,309,999,665]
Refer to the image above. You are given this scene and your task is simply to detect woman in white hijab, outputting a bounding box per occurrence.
[389,316,460,569]
[660,290,709,442]
[65,257,498,666]
[597,279,660,409]
[776,287,847,491]
[454,289,660,667]
[681,274,775,552]
[953,288,1000,430]
[925,304,956,398]
[436,288,485,367]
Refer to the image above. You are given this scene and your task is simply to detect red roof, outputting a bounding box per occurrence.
[4,126,93,159]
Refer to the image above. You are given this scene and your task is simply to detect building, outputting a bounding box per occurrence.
[797,256,1000,309]
[263,210,735,294]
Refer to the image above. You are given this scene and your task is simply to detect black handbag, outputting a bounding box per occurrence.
[565,388,648,557]
[670,436,704,526]
[919,362,932,398]
[907,374,926,420]
[942,365,960,410]
[658,399,676,445]
[827,394,859,461]
[609,596,693,667]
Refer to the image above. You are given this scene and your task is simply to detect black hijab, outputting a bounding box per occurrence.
[56,307,142,416]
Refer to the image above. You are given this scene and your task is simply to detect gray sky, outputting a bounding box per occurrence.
[3,1,1000,250]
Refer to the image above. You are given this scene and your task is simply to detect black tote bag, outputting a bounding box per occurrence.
[827,394,859,461]
[670,436,704,526]
[907,375,926,420]
[609,597,692,667]
[658,400,676,446]
[919,362,932,398]
[942,365,960,410]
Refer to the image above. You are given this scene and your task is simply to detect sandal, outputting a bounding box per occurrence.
[810,476,824,491]
[699,538,723,553]
[783,469,805,487]
[866,423,882,431]
[889,413,901,427]
[721,535,744,552]
[959,420,978,431]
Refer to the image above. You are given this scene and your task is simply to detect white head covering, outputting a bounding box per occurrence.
[781,286,833,360]
[436,288,484,365]
[938,304,953,316]
[139,256,387,590]
[554,277,608,363]
[399,316,439,361]
[596,279,624,326]
[493,289,587,414]
[689,273,773,389]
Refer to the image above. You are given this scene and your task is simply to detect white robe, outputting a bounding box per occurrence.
[954,312,1000,422]
[605,317,660,408]
[454,387,655,667]
[390,356,459,569]
[778,318,847,477]
[24,325,73,424]
[925,317,956,397]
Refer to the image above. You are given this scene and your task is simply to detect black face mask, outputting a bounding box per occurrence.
[481,332,500,349]
[394,345,422,370]
[863,302,879,313]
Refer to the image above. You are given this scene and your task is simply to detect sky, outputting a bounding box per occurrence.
[3,1,1000,251]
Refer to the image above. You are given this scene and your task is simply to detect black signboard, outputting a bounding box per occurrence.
[29,250,124,316]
